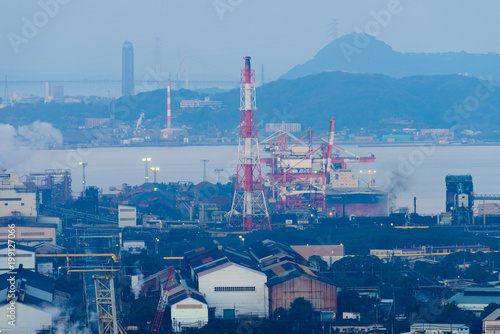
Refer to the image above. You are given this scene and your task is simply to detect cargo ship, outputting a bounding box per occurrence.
[262,119,388,217]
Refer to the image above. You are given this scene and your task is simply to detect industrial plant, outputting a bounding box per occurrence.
[2,57,500,334]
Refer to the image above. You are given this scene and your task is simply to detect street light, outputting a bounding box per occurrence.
[79,162,87,194]
[150,167,160,184]
[155,237,159,255]
[142,157,151,183]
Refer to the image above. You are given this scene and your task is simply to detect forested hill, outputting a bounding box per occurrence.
[280,33,500,81]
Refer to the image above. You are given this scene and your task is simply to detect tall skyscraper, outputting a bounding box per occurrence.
[122,41,135,96]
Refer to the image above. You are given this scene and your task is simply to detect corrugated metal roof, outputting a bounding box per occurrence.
[264,260,333,287]
[186,243,262,276]
[0,269,53,307]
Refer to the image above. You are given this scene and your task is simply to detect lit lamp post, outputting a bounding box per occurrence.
[155,237,159,255]
[79,162,87,194]
[142,157,151,183]
[150,167,160,184]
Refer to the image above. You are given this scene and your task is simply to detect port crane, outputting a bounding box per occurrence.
[261,118,376,214]
[151,266,176,332]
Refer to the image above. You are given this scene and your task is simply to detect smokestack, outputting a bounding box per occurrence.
[167,80,171,129]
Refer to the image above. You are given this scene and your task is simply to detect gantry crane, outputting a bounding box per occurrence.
[261,118,376,214]
[151,266,176,332]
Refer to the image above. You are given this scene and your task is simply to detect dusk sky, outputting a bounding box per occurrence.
[1,0,499,82]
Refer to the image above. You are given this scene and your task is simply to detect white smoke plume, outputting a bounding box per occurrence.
[0,121,62,170]
[132,262,145,299]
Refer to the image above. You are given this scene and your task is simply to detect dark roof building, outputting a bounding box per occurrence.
[0,268,54,332]
[248,239,337,316]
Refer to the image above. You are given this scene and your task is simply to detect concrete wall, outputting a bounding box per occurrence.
[0,302,52,333]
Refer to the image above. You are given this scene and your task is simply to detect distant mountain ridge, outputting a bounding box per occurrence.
[280,34,500,81]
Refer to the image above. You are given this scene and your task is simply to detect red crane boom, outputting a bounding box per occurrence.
[151,266,175,332]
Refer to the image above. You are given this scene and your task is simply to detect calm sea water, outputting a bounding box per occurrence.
[11,144,500,215]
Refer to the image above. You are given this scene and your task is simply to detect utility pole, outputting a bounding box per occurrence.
[150,167,160,184]
[201,159,209,182]
[214,168,224,183]
[4,76,9,102]
[142,157,151,183]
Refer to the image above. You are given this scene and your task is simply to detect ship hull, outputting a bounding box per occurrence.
[325,190,388,217]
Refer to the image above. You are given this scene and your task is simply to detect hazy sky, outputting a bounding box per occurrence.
[1,0,500,82]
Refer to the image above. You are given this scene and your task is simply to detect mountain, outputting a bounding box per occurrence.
[3,71,500,140]
[280,34,500,81]
[120,71,500,134]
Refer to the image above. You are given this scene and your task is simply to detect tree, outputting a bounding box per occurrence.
[289,297,314,321]
[481,303,500,319]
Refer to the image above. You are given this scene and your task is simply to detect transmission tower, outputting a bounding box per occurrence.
[4,76,9,102]
[154,37,163,75]
[177,51,189,89]
[228,57,271,231]
[214,168,224,183]
[330,19,339,41]
[201,159,209,182]
[261,64,265,85]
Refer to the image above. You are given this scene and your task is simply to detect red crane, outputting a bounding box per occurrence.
[151,266,176,332]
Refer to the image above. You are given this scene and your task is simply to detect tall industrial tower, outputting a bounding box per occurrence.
[167,79,171,128]
[229,57,271,231]
[122,41,135,96]
[93,274,126,334]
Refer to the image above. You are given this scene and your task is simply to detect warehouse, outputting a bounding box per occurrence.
[249,240,337,317]
[185,242,268,319]
[168,279,208,332]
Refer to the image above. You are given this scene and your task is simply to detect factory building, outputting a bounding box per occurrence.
[0,221,57,246]
[248,240,337,317]
[291,244,345,267]
[410,323,469,334]
[0,244,36,274]
[446,288,500,314]
[118,205,137,228]
[168,279,208,332]
[184,242,268,319]
[0,269,54,333]
[483,308,500,334]
[0,173,39,220]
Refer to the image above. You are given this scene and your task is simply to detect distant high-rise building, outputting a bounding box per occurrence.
[122,41,135,96]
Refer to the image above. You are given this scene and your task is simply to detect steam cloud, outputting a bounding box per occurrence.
[0,121,62,170]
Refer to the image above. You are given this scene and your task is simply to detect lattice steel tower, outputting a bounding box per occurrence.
[229,57,271,231]
[93,275,126,334]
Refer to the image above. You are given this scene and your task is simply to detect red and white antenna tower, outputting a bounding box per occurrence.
[229,56,271,231]
[167,79,171,129]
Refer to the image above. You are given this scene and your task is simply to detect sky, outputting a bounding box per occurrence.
[1,0,500,83]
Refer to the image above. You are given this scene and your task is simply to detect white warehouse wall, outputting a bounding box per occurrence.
[198,264,268,319]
